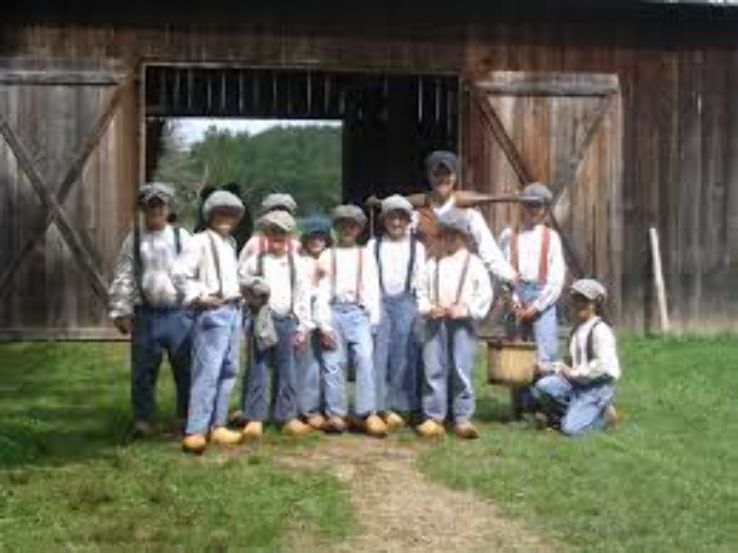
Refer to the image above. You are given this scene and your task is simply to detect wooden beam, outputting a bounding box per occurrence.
[476,71,619,97]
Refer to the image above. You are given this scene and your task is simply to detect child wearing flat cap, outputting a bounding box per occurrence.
[314,204,387,437]
[174,190,246,454]
[239,193,302,261]
[108,182,193,438]
[238,210,313,438]
[499,182,567,419]
[367,195,426,431]
[533,278,621,436]
[296,214,333,430]
[415,209,493,439]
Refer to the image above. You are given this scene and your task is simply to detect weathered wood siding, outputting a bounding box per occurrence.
[0,14,735,335]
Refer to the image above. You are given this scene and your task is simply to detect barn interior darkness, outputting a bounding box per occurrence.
[144,65,459,205]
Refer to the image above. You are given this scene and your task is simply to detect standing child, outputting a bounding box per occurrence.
[174,190,245,454]
[315,205,387,437]
[368,195,426,430]
[238,210,313,438]
[239,193,301,260]
[108,183,193,437]
[296,214,333,430]
[416,210,494,439]
[533,279,620,436]
[499,182,566,418]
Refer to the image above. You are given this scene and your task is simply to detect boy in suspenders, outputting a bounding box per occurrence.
[368,195,426,430]
[109,183,192,437]
[315,205,387,437]
[174,190,245,454]
[499,182,567,419]
[533,279,621,435]
[239,193,302,261]
[238,211,313,438]
[416,210,494,439]
[296,214,333,430]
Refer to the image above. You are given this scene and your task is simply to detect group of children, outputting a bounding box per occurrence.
[108,150,622,454]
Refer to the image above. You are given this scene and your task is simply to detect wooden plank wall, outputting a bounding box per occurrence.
[0,16,736,333]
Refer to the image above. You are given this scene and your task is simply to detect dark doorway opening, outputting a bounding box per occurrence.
[143,65,459,204]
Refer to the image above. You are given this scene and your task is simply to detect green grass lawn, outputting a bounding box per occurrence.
[1,339,737,552]
[0,343,352,552]
[418,336,738,553]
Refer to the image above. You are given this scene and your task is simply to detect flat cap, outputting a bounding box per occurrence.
[570,278,607,301]
[380,194,414,218]
[520,182,553,204]
[260,193,297,215]
[138,182,174,206]
[302,214,332,236]
[202,190,245,221]
[332,204,367,228]
[247,276,271,297]
[425,150,458,173]
[437,209,470,235]
[256,210,296,233]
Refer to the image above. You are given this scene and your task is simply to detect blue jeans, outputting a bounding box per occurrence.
[374,292,419,413]
[242,314,299,423]
[131,306,193,422]
[507,281,559,414]
[321,304,376,418]
[421,318,477,423]
[533,374,614,435]
[297,329,323,417]
[186,302,242,435]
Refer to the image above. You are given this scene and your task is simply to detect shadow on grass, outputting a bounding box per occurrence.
[0,342,145,469]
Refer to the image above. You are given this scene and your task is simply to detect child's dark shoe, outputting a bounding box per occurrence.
[324,416,347,434]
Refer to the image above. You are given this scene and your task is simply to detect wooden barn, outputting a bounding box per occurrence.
[1,0,737,339]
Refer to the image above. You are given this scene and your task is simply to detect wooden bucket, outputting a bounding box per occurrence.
[487,340,537,387]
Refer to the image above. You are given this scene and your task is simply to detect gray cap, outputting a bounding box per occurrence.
[570,278,607,301]
[332,204,367,228]
[380,194,413,219]
[202,190,245,221]
[425,150,458,173]
[521,182,553,204]
[437,209,470,235]
[260,193,297,215]
[247,276,271,297]
[256,210,296,233]
[138,182,174,207]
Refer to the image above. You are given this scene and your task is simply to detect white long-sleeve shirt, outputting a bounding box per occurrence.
[366,234,426,297]
[238,251,312,332]
[108,225,191,319]
[315,245,381,329]
[417,248,494,321]
[173,229,241,305]
[568,317,621,381]
[412,195,517,283]
[499,224,566,312]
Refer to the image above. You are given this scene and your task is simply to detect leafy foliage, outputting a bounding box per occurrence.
[154,122,342,229]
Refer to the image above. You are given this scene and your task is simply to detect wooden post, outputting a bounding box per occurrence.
[649,227,671,333]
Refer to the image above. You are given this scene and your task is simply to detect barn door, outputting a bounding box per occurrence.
[0,60,135,339]
[462,71,623,319]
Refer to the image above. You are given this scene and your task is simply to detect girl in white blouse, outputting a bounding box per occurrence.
[533,278,621,436]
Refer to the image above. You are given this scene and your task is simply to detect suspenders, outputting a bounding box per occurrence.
[433,251,471,306]
[374,234,417,295]
[331,247,363,304]
[570,318,603,366]
[256,246,297,315]
[510,225,551,284]
[207,232,224,298]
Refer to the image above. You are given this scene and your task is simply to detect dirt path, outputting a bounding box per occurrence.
[281,436,554,553]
